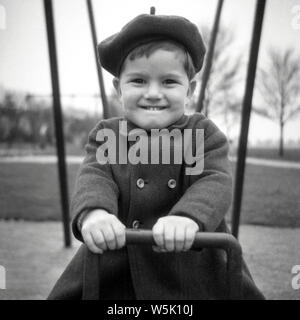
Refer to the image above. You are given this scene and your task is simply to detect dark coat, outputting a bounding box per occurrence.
[48,113,264,300]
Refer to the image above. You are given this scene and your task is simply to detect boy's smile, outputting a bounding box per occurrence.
[114,49,196,130]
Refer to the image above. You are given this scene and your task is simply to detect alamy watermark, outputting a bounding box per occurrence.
[291,265,300,290]
[0,4,6,30]
[0,265,5,289]
[96,121,204,175]
[291,5,300,30]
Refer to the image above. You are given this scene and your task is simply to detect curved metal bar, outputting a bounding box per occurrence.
[125,229,242,299]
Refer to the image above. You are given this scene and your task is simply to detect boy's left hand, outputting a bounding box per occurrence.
[152,216,199,252]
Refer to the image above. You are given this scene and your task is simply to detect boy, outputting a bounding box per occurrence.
[48,13,264,300]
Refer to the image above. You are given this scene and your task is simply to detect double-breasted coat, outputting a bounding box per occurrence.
[48,113,264,300]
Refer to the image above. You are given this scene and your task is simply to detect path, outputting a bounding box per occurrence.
[1,155,300,169]
[0,221,299,300]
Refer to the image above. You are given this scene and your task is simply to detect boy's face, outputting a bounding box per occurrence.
[113,49,196,130]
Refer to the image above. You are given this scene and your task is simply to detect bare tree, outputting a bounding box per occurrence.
[255,47,300,156]
[0,92,24,145]
[193,25,243,141]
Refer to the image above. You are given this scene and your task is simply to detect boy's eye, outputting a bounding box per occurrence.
[164,79,177,85]
[131,78,145,84]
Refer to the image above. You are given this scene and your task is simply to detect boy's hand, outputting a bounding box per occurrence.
[81,209,126,254]
[152,216,199,252]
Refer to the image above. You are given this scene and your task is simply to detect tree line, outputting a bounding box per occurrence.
[1,26,299,156]
[0,92,99,149]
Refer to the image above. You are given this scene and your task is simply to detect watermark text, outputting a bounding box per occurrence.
[95,121,204,175]
[0,4,6,30]
[0,265,6,289]
[291,265,300,290]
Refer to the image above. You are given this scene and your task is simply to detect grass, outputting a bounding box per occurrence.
[0,142,85,157]
[0,161,300,227]
[242,147,300,162]
[2,142,300,161]
[0,163,78,221]
[227,162,300,227]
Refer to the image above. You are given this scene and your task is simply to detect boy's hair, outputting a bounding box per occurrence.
[120,40,196,80]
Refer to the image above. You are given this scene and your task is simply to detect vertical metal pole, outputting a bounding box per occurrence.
[231,0,266,238]
[44,0,71,247]
[86,0,109,119]
[196,0,224,115]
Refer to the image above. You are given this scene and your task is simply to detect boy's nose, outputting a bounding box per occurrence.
[144,83,163,100]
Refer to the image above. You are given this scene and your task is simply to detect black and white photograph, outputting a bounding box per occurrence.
[0,0,299,305]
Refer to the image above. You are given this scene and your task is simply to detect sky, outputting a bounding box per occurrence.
[0,0,300,145]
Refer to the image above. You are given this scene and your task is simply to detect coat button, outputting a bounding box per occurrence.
[136,178,145,189]
[167,179,177,189]
[132,220,140,229]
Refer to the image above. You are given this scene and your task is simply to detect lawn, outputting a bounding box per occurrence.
[0,163,78,221]
[2,142,300,162]
[244,147,300,162]
[0,142,85,157]
[227,162,300,227]
[0,161,299,227]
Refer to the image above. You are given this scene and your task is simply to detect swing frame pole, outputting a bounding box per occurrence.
[196,0,224,115]
[86,0,109,119]
[231,0,266,238]
[43,0,71,247]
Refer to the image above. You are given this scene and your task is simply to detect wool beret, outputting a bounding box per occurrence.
[98,14,206,77]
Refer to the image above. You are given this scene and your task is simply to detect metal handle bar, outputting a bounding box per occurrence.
[125,229,242,299]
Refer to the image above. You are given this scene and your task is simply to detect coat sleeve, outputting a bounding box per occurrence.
[168,117,233,232]
[71,122,119,242]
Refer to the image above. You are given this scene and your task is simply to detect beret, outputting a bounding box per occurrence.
[98,14,206,77]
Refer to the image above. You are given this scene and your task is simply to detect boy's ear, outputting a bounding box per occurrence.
[187,79,197,98]
[113,77,121,97]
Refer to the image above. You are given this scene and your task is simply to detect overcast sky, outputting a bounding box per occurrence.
[0,0,300,145]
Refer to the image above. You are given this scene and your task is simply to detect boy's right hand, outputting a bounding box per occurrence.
[81,209,126,254]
